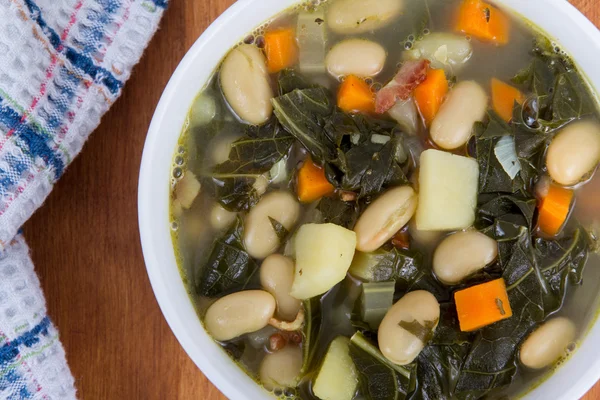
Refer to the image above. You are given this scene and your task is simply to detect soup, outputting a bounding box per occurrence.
[169,0,600,398]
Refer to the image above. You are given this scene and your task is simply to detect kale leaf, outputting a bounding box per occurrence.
[195,217,259,298]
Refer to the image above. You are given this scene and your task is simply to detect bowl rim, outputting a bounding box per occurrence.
[138,1,600,399]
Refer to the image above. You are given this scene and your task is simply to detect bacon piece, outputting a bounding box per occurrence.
[375,60,430,114]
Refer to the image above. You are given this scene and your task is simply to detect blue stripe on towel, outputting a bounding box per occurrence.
[23,0,124,95]
[0,317,51,367]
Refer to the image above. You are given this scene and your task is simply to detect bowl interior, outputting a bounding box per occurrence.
[138,1,600,399]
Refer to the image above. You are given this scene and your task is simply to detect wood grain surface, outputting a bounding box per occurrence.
[21,0,600,399]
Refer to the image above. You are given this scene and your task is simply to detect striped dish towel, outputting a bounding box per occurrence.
[0,0,166,398]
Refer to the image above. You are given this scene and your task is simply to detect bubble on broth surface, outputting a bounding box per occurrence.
[405,41,413,50]
[172,167,183,179]
[371,82,383,93]
[171,221,179,231]
[175,156,184,166]
[244,35,255,44]
[255,35,266,48]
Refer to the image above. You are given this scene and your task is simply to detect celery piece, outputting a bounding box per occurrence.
[360,281,395,329]
[297,10,326,75]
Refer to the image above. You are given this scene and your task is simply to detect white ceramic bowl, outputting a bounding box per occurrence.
[138,1,600,399]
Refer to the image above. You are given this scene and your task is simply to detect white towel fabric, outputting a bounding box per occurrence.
[0,0,166,398]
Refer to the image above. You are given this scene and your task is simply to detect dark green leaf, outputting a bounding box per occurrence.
[398,319,438,343]
[454,227,545,398]
[208,120,294,211]
[512,37,594,132]
[479,112,512,139]
[269,217,290,242]
[350,332,415,400]
[552,70,595,122]
[195,218,259,297]
[432,304,474,346]
[334,139,408,197]
[272,87,335,162]
[301,297,322,375]
[277,69,314,95]
[477,194,537,230]
[409,344,470,400]
[316,196,359,229]
[536,226,589,310]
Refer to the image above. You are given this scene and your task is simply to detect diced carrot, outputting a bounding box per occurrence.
[491,78,525,122]
[264,28,299,74]
[537,183,574,237]
[297,157,335,203]
[414,69,449,126]
[337,75,375,114]
[455,278,513,332]
[456,0,510,45]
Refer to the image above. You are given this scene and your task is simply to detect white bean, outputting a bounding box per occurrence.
[430,81,488,150]
[260,254,301,322]
[211,133,240,165]
[327,0,404,34]
[378,291,440,365]
[210,203,236,231]
[175,172,201,209]
[404,33,472,73]
[204,290,276,341]
[260,345,303,391]
[220,44,273,125]
[326,39,386,79]
[520,317,577,369]
[433,231,498,285]
[244,191,301,259]
[354,186,418,252]
[546,121,600,186]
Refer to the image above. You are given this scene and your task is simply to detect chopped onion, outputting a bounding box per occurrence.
[494,136,522,180]
[371,134,391,145]
[270,158,288,184]
[388,97,420,135]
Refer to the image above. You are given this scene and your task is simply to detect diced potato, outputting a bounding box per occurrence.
[416,150,478,231]
[290,224,357,300]
[313,337,358,400]
[175,172,201,209]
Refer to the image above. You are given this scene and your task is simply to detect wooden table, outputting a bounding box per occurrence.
[21,0,600,399]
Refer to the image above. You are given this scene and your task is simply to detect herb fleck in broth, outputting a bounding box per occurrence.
[169,0,600,398]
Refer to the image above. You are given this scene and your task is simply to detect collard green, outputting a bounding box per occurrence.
[316,196,360,229]
[350,332,415,400]
[272,87,335,162]
[208,119,294,211]
[195,218,258,297]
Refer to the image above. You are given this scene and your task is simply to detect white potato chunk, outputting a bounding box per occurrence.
[313,337,358,400]
[290,224,357,300]
[416,149,479,231]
